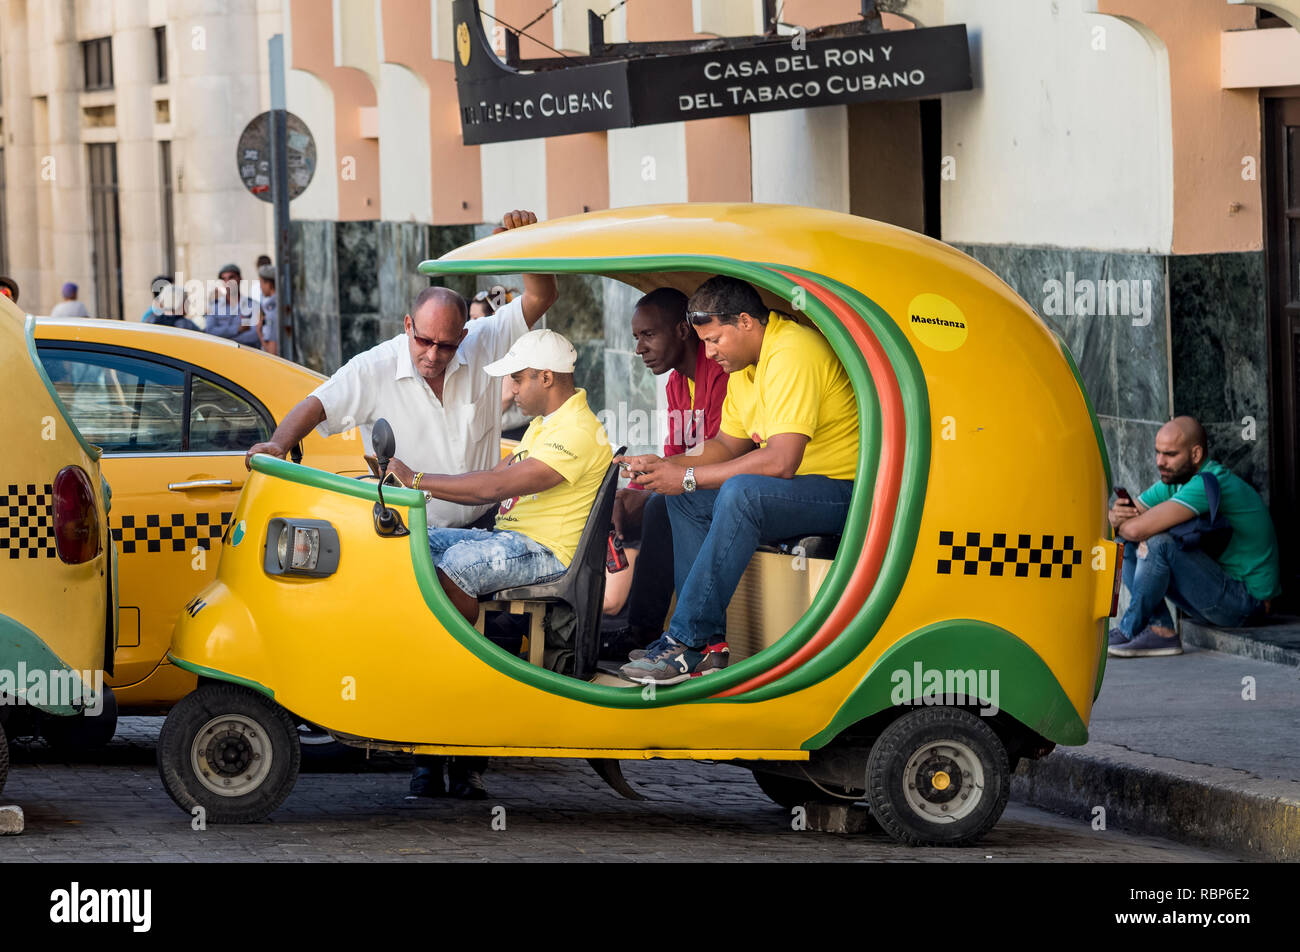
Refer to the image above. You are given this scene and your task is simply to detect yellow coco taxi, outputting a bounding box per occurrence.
[159,205,1120,846]
[0,300,115,786]
[33,319,362,729]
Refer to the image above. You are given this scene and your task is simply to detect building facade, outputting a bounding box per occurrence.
[2,0,1297,590]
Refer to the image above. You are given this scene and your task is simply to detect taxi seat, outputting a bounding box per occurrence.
[476,446,626,680]
[727,534,839,663]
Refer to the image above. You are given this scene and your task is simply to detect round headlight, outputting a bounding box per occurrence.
[276,524,291,570]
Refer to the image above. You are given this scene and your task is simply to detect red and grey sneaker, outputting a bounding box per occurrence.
[690,642,730,677]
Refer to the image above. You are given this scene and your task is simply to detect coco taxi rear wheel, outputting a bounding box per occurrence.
[866,707,1010,847]
[158,683,301,824]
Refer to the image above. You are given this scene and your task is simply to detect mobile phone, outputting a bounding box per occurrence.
[1113,486,1134,504]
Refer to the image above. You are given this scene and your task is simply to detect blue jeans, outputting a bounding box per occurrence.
[427,527,565,598]
[1118,533,1260,637]
[664,474,855,648]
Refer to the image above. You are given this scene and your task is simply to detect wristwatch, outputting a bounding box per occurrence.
[682,466,697,493]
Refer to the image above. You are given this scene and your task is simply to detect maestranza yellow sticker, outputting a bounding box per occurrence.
[907,293,968,351]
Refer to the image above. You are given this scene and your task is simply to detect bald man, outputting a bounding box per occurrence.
[246,209,555,530]
[244,209,556,799]
[1107,416,1280,657]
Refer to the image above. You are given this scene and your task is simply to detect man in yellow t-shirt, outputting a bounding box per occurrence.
[401,328,612,625]
[616,276,859,685]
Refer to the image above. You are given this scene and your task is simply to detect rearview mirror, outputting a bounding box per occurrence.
[372,418,396,463]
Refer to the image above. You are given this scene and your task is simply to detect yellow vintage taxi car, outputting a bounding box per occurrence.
[33,319,362,727]
[0,299,115,785]
[158,204,1120,845]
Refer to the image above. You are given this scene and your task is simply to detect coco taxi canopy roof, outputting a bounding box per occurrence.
[420,203,1114,740]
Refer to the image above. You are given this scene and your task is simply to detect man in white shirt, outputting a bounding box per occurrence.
[243,210,555,803]
[244,209,556,531]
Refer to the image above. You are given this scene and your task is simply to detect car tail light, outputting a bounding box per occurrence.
[53,465,100,564]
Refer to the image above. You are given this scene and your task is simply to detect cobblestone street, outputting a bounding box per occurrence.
[0,718,1237,862]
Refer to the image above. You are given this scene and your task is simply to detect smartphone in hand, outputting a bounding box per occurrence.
[1113,486,1134,505]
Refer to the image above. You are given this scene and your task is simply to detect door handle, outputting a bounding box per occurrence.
[167,479,242,492]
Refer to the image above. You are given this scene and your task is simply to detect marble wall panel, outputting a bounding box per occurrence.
[602,348,661,456]
[340,312,381,365]
[289,219,340,375]
[377,221,432,340]
[426,224,480,300]
[1168,252,1270,497]
[336,220,380,318]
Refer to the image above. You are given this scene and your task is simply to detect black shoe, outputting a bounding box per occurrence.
[599,625,658,662]
[406,764,446,799]
[448,762,489,800]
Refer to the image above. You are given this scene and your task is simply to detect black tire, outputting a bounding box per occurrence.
[0,721,8,795]
[40,685,118,751]
[866,707,1010,847]
[157,683,300,824]
[752,769,861,809]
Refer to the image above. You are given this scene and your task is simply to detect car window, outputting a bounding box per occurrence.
[189,375,271,452]
[38,346,185,453]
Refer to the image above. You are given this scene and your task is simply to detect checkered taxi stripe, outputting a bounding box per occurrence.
[0,483,56,559]
[111,511,233,554]
[937,530,1083,579]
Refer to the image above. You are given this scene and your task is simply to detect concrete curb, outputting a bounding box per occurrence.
[1011,743,1300,861]
[1181,620,1300,668]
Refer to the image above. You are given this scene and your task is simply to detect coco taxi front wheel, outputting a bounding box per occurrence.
[866,707,1011,847]
[158,683,301,824]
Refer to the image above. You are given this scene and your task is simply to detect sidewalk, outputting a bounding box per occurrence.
[1013,637,1300,860]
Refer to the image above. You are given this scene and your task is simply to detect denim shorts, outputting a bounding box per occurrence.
[427,527,566,597]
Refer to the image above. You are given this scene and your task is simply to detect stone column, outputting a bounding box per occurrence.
[0,0,41,305]
[114,0,161,322]
[45,0,92,315]
[168,0,269,306]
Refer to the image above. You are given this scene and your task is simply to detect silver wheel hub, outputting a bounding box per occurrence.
[901,740,984,823]
[191,713,273,798]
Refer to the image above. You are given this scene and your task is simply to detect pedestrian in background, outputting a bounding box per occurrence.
[50,282,90,318]
[203,263,261,347]
[250,253,271,311]
[256,264,279,356]
[143,274,198,330]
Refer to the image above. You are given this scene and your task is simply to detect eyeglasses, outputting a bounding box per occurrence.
[411,330,461,355]
[688,311,732,321]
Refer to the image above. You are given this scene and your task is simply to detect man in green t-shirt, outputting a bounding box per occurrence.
[1107,416,1280,657]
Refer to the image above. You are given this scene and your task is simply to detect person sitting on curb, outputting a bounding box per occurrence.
[615,276,859,685]
[1107,416,1280,658]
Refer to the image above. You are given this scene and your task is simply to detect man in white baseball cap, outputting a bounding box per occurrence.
[409,327,612,627]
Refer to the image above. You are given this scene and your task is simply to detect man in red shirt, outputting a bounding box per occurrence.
[601,287,729,660]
